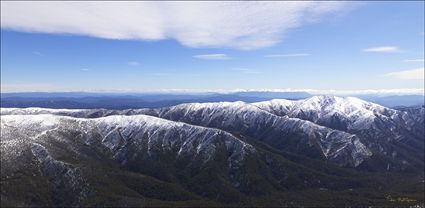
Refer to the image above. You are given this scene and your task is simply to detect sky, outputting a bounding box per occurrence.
[0,1,424,94]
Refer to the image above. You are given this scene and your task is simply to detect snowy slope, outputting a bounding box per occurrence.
[2,95,421,168]
[252,96,425,171]
[1,114,254,168]
[1,104,372,167]
[148,101,372,167]
[253,95,407,129]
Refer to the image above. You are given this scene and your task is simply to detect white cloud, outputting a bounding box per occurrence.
[231,68,261,74]
[299,88,425,95]
[32,51,43,56]
[128,61,141,66]
[403,59,424,62]
[89,88,424,95]
[363,46,400,53]
[2,84,423,95]
[386,68,424,80]
[1,1,349,50]
[152,73,171,76]
[264,53,310,58]
[80,68,90,71]
[1,83,58,92]
[193,54,230,60]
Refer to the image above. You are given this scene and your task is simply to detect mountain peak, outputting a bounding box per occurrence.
[253,96,403,130]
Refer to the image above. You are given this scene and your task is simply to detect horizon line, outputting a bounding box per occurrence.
[1,88,424,95]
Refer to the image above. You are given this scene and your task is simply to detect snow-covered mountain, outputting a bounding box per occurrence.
[1,102,373,167]
[1,96,424,207]
[144,101,372,167]
[1,113,254,168]
[1,111,377,207]
[1,113,259,206]
[253,96,424,171]
[2,96,423,170]
[253,95,412,131]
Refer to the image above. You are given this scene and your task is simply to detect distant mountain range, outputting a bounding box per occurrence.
[1,96,424,207]
[1,91,424,109]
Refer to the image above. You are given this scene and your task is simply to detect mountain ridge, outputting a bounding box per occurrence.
[1,95,424,207]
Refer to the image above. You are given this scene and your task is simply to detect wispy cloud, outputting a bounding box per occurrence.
[152,72,171,76]
[1,83,58,92]
[1,2,350,50]
[403,59,424,62]
[233,88,425,95]
[32,51,43,56]
[80,68,90,71]
[363,46,400,53]
[385,68,424,80]
[74,88,423,95]
[193,54,230,60]
[264,53,310,58]
[303,88,425,95]
[2,85,423,95]
[231,68,261,74]
[128,61,141,66]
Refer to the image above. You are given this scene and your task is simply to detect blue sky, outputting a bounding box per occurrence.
[1,1,424,94]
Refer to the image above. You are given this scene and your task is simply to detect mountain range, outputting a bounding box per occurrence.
[1,92,424,109]
[1,95,424,207]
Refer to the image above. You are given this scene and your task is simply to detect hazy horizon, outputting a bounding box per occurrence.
[1,88,425,96]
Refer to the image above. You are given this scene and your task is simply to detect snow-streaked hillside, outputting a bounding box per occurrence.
[1,114,255,166]
[1,95,423,170]
[1,96,424,207]
[150,100,372,167]
[253,95,408,130]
